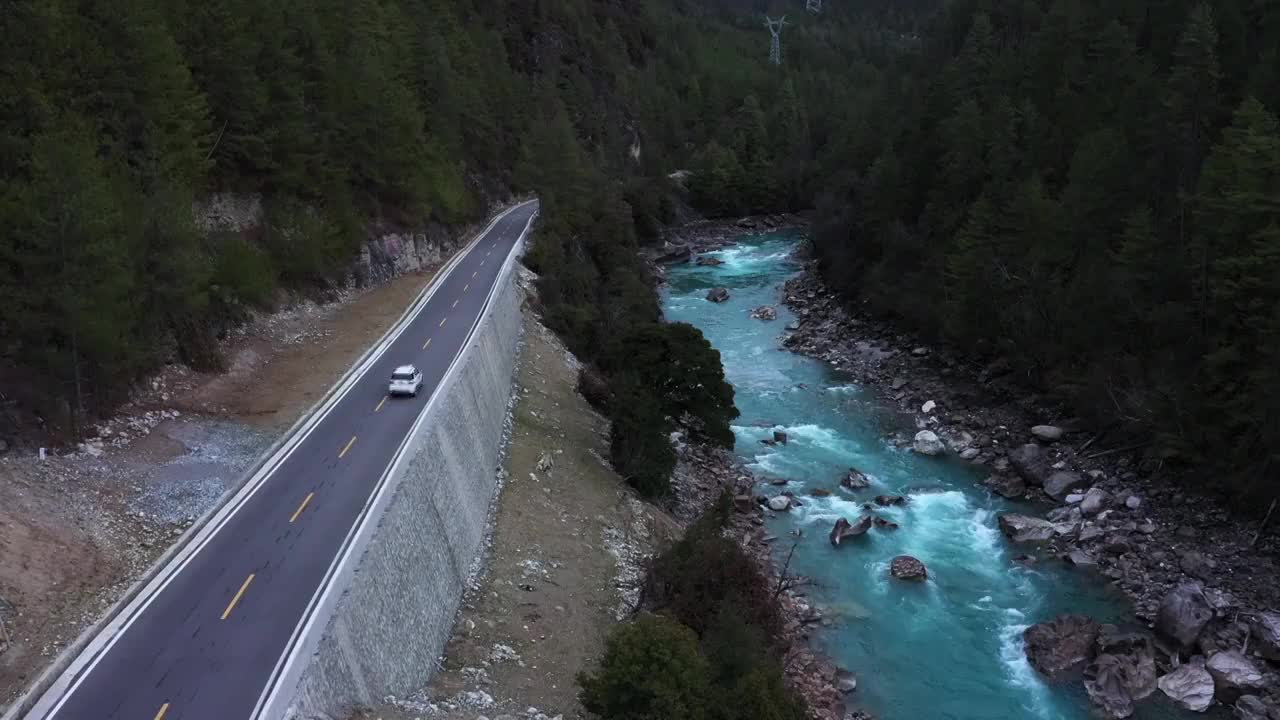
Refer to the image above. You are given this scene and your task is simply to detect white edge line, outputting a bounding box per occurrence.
[20,201,533,720]
[252,206,537,720]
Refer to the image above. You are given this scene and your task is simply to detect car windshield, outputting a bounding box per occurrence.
[391,371,415,381]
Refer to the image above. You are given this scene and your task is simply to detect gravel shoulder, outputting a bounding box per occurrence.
[0,268,439,707]
[353,307,679,720]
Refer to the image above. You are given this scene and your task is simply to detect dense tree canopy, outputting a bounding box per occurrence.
[803,0,1280,505]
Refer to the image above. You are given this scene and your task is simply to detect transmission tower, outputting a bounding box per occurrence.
[806,0,822,13]
[765,15,787,66]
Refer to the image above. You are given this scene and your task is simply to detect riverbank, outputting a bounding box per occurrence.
[778,244,1280,717]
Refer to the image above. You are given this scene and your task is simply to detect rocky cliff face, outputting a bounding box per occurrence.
[192,192,503,287]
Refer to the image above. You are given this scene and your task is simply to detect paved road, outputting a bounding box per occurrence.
[30,201,538,720]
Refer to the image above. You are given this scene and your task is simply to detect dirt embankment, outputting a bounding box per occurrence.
[0,269,438,706]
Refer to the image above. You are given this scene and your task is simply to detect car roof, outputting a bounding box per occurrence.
[392,364,417,375]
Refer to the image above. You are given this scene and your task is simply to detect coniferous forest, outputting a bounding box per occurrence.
[2,0,1278,506]
[806,0,1280,507]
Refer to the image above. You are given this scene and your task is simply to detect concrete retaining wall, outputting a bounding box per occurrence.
[279,244,526,719]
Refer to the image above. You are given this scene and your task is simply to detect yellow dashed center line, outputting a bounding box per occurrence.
[289,492,314,523]
[375,396,387,412]
[339,435,357,458]
[221,574,255,620]
[422,338,432,350]
[154,704,170,720]
[463,283,469,292]
[452,299,459,309]
[472,271,477,278]
[439,317,447,328]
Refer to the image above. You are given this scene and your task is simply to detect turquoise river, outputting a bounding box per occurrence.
[662,231,1202,720]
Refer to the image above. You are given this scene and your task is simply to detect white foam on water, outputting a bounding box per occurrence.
[825,384,859,394]
[998,616,1058,719]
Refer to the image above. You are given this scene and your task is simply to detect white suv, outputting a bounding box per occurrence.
[388,365,424,397]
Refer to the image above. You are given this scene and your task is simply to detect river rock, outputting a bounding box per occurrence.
[1083,655,1137,718]
[890,555,927,581]
[695,255,724,266]
[835,669,857,694]
[733,495,758,514]
[1024,614,1101,676]
[921,400,936,413]
[842,469,871,490]
[1125,495,1143,510]
[1249,611,1280,662]
[960,447,981,460]
[830,516,872,546]
[767,495,792,512]
[1157,659,1215,712]
[1205,651,1266,701]
[913,430,945,456]
[1156,583,1214,651]
[1080,488,1109,516]
[1096,630,1157,700]
[999,513,1056,542]
[1009,443,1051,486]
[1179,550,1216,583]
[891,377,908,390]
[657,244,692,263]
[987,475,1027,499]
[1044,471,1088,500]
[750,305,777,320]
[1031,425,1065,442]
[1235,695,1280,720]
[1066,549,1098,567]
[873,516,899,530]
[774,430,788,445]
[706,287,730,303]
[874,494,906,507]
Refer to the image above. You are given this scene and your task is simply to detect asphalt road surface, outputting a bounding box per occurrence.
[31,201,538,720]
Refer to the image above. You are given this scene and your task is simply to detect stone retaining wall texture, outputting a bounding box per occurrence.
[283,253,524,719]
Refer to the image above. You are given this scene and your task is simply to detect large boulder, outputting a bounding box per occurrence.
[657,244,692,263]
[1080,487,1110,516]
[874,494,907,507]
[1009,443,1051,486]
[913,430,945,456]
[767,495,792,512]
[842,469,871,490]
[1044,471,1089,500]
[1235,695,1280,720]
[1083,655,1138,718]
[1156,583,1215,651]
[1031,425,1066,442]
[694,255,724,266]
[1095,630,1157,700]
[1205,651,1266,701]
[999,513,1056,543]
[1248,611,1280,662]
[1157,659,1215,712]
[890,555,928,581]
[830,516,872,546]
[706,287,730,303]
[1024,614,1101,676]
[986,475,1027,499]
[749,305,778,321]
